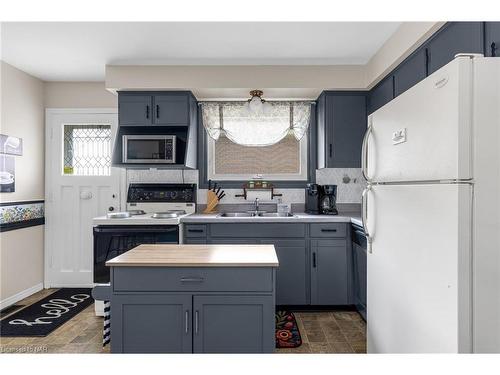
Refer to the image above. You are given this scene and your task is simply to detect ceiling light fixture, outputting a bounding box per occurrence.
[245,89,272,114]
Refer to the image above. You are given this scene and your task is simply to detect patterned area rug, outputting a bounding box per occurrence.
[0,288,93,337]
[275,310,302,348]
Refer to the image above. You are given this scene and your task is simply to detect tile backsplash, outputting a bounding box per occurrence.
[125,168,366,205]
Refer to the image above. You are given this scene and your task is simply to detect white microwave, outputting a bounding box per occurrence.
[122,135,176,164]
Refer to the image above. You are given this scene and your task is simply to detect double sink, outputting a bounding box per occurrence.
[217,211,295,218]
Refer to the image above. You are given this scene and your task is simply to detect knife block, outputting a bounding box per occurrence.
[203,190,220,214]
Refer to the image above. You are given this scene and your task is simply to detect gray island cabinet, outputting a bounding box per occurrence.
[106,244,279,354]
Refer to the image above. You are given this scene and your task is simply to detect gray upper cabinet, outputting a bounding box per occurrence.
[311,239,349,305]
[368,76,394,115]
[112,294,192,353]
[317,92,367,168]
[153,94,190,126]
[427,22,484,75]
[118,95,153,126]
[192,295,274,353]
[485,22,500,57]
[118,92,192,127]
[394,47,428,97]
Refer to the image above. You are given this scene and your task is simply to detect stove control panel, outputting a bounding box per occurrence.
[127,183,196,203]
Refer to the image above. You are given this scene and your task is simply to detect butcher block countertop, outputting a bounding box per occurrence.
[105,244,279,267]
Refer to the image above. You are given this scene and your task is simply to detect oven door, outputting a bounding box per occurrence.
[93,225,179,283]
[122,135,176,163]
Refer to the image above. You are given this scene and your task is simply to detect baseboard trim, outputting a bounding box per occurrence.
[0,283,44,310]
[45,284,94,288]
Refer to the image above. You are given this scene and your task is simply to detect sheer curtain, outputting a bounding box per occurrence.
[201,101,311,147]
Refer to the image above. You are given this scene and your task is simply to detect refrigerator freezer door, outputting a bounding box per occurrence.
[366,57,473,183]
[366,183,472,353]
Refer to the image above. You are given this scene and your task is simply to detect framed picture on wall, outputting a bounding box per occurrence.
[0,154,15,192]
[0,134,23,156]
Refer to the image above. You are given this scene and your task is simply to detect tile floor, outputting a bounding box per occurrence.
[0,289,366,354]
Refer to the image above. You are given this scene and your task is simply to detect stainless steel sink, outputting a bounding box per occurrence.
[217,212,295,218]
[258,212,295,217]
[217,212,255,217]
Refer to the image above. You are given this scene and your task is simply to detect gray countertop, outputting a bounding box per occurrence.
[181,211,362,226]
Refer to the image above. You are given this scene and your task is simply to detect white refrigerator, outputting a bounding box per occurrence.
[362,55,500,353]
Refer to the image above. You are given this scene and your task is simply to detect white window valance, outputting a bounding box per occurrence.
[201,101,311,147]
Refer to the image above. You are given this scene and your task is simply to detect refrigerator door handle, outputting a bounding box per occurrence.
[362,185,373,253]
[361,123,373,183]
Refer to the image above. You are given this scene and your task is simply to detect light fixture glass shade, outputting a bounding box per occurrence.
[201,101,311,147]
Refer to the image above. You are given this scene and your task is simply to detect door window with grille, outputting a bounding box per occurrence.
[63,124,112,176]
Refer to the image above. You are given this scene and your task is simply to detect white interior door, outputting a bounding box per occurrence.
[365,183,472,353]
[366,56,473,183]
[45,109,122,287]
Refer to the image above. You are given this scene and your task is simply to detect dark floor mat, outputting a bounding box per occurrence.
[0,288,93,337]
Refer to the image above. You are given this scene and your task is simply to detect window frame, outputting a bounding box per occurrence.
[197,103,317,189]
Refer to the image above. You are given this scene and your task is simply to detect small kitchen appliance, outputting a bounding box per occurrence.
[122,135,176,164]
[305,183,321,214]
[319,184,339,215]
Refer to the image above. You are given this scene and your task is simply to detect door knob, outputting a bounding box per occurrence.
[108,206,114,212]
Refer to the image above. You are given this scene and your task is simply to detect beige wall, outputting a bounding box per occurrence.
[44,81,117,108]
[0,61,45,304]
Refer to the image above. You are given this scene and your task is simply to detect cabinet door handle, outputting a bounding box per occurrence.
[156,104,160,119]
[146,105,150,119]
[195,310,199,335]
[492,42,497,57]
[185,310,189,334]
[329,143,332,158]
[188,229,204,233]
[180,277,204,283]
[312,252,317,268]
[321,228,337,232]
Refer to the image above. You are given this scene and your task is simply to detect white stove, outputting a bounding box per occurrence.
[92,183,196,226]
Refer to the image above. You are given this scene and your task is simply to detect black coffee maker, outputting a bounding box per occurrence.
[319,185,339,215]
[305,183,321,214]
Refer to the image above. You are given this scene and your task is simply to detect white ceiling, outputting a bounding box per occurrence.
[1,22,401,81]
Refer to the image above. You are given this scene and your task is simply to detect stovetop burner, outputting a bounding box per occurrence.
[151,210,187,219]
[128,209,146,216]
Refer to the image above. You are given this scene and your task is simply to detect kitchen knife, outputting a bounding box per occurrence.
[208,179,212,190]
[212,182,217,192]
[218,193,226,200]
[216,186,222,195]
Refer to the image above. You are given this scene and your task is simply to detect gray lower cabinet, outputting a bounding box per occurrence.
[192,295,274,353]
[260,239,308,305]
[112,294,192,353]
[184,223,350,307]
[352,242,367,317]
[310,239,349,305]
[110,265,276,353]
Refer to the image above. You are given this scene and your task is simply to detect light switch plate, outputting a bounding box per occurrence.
[392,128,407,145]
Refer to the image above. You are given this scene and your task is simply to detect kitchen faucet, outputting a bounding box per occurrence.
[254,198,260,212]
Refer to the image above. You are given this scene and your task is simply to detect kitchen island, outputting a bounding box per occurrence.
[105,244,279,353]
